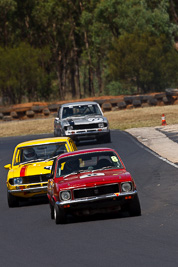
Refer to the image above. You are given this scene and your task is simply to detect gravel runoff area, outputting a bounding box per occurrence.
[126,124,178,164]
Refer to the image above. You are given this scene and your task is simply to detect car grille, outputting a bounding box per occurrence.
[73,123,99,130]
[73,183,119,199]
[22,175,49,184]
[69,122,107,130]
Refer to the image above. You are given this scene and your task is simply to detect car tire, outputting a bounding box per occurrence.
[7,191,19,208]
[128,195,141,216]
[99,132,111,143]
[54,203,66,224]
[50,203,54,219]
[54,128,61,137]
[106,132,111,143]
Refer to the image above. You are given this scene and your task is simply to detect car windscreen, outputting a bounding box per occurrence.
[56,151,124,178]
[13,142,68,165]
[62,104,102,119]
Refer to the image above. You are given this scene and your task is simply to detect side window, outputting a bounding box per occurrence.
[58,108,60,118]
[13,149,22,165]
[52,143,68,156]
[63,144,68,153]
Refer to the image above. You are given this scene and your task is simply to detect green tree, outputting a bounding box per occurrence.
[31,0,83,100]
[0,0,178,102]
[0,43,51,104]
[0,0,17,47]
[108,32,178,93]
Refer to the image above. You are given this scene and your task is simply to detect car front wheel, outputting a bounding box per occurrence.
[128,195,141,216]
[54,204,66,224]
[7,191,19,208]
[54,128,61,137]
[50,203,54,219]
[98,132,111,144]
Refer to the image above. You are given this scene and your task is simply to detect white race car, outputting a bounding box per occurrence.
[54,101,111,143]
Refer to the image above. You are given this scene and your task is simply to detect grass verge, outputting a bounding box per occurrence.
[0,105,178,137]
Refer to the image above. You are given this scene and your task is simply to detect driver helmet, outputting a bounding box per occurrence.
[23,148,36,161]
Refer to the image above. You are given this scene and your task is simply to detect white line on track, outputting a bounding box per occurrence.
[124,131,178,169]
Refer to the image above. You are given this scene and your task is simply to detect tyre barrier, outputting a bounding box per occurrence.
[32,105,47,112]
[132,99,142,107]
[43,108,50,116]
[0,89,178,121]
[3,115,12,121]
[10,111,18,119]
[26,110,35,118]
[101,102,112,112]
[117,101,126,109]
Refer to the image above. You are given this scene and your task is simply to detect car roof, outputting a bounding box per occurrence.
[61,101,99,108]
[57,147,116,159]
[15,137,72,148]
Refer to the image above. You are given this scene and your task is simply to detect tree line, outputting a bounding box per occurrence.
[0,0,178,104]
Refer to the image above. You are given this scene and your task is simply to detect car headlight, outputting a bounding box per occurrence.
[121,182,132,192]
[60,191,71,201]
[98,123,104,128]
[13,178,23,185]
[67,126,73,130]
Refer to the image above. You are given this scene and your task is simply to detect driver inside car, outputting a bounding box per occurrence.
[23,147,37,162]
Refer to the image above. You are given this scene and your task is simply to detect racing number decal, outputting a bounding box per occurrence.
[88,118,103,122]
[111,156,118,162]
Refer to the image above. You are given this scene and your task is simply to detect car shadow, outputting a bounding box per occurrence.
[76,139,98,147]
[65,211,131,224]
[18,196,49,207]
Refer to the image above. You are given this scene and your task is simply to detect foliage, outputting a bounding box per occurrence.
[108,32,178,93]
[0,43,51,104]
[105,81,123,95]
[0,0,178,103]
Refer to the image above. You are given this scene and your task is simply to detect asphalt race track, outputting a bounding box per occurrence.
[0,130,178,267]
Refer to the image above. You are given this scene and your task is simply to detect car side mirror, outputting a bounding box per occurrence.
[55,117,60,123]
[4,164,12,170]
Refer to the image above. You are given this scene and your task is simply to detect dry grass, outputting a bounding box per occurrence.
[106,105,178,130]
[0,117,54,137]
[0,105,178,137]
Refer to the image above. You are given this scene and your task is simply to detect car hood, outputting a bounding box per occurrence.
[10,160,53,178]
[57,169,132,190]
[62,115,106,125]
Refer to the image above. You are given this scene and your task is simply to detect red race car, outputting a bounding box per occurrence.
[47,148,141,224]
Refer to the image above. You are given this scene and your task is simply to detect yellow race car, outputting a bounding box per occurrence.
[4,137,77,207]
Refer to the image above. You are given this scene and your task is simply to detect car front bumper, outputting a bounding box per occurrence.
[64,128,110,141]
[8,184,47,197]
[55,190,138,213]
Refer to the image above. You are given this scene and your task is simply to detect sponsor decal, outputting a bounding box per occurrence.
[80,173,105,179]
[88,118,103,122]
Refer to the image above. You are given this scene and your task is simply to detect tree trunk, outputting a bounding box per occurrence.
[56,51,65,100]
[71,30,81,98]
[170,0,178,24]
[71,60,76,98]
[80,1,95,97]
[96,60,103,94]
